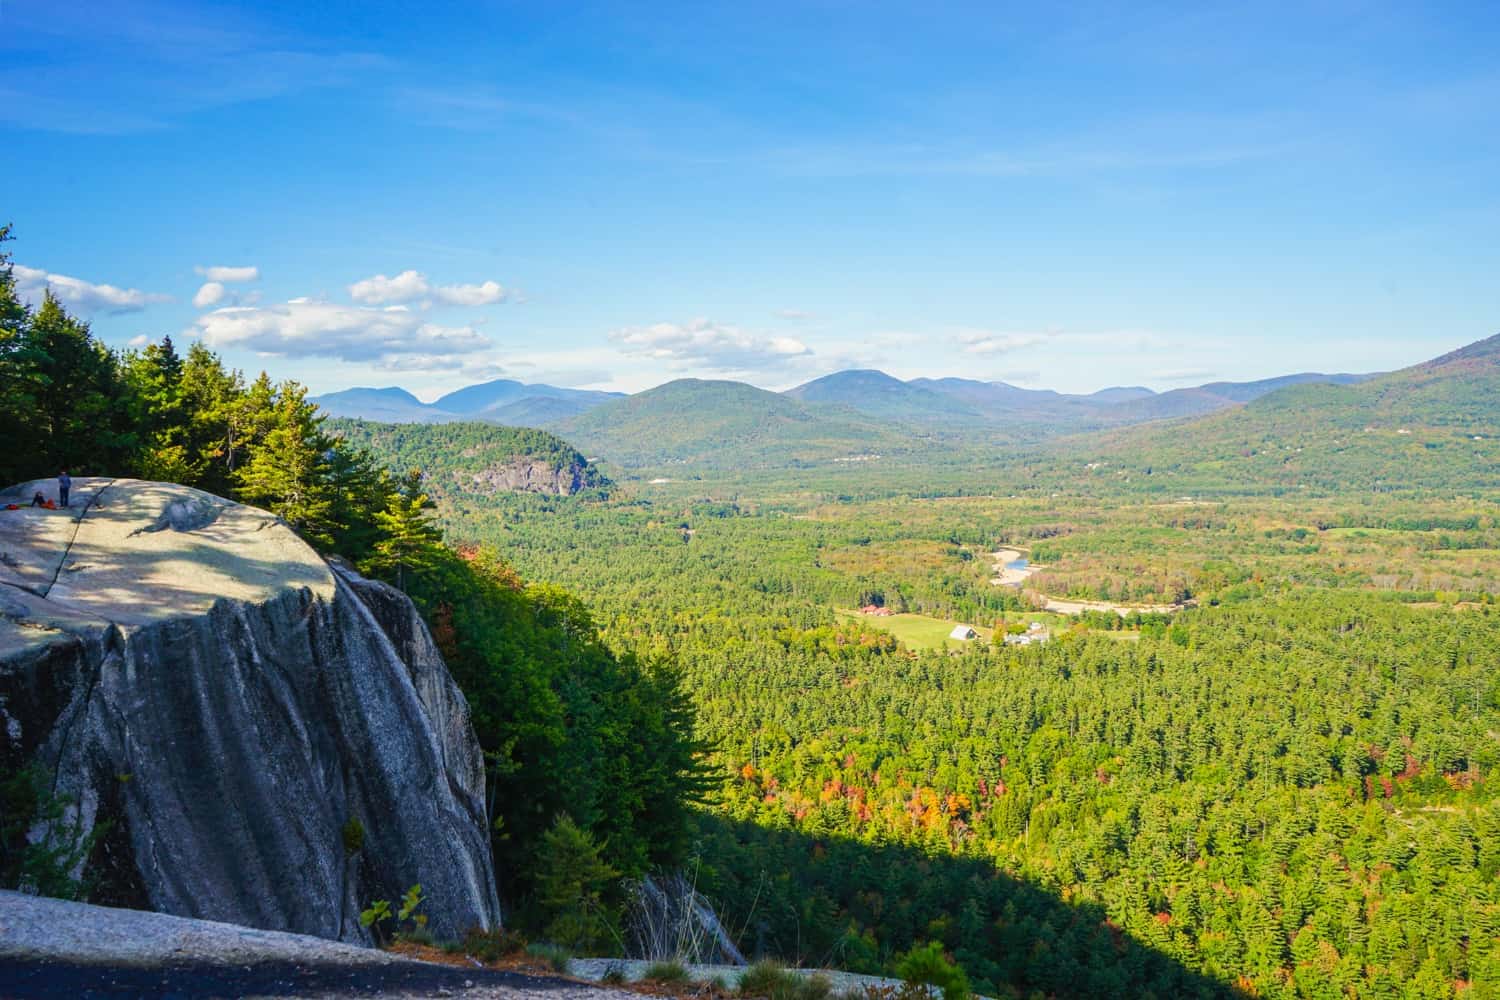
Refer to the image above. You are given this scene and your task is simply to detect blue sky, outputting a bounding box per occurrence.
[3,1,1497,398]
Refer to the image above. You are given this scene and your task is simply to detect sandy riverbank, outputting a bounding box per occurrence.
[989,548,1036,586]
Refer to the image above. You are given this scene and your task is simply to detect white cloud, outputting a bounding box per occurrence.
[610,318,812,373]
[189,299,491,363]
[348,269,429,304]
[434,279,506,306]
[194,264,259,283]
[12,264,170,314]
[348,269,507,306]
[193,281,227,308]
[127,334,151,348]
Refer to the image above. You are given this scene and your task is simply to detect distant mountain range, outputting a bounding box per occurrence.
[794,369,1373,428]
[313,335,1498,482]
[1080,333,1500,493]
[315,368,1374,435]
[311,379,624,425]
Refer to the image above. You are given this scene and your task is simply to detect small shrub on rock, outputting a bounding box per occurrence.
[894,942,969,1000]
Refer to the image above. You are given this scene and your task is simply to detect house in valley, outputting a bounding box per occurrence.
[949,625,978,640]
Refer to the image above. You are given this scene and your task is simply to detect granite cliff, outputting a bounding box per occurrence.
[454,456,593,496]
[0,478,500,943]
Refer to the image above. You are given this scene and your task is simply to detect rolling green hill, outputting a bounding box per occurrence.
[785,369,985,423]
[554,378,930,469]
[1075,333,1500,495]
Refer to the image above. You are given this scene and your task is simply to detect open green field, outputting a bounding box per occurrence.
[838,610,993,650]
[998,609,1071,629]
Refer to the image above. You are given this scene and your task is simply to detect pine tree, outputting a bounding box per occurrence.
[234,381,336,545]
[179,343,247,495]
[534,814,619,951]
[124,336,199,484]
[364,469,441,592]
[16,292,134,477]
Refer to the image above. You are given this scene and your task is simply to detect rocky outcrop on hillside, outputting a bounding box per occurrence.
[0,478,500,944]
[454,457,593,496]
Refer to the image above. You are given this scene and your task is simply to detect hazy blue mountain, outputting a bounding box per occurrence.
[1088,386,1156,403]
[435,378,623,417]
[310,387,457,423]
[313,379,621,424]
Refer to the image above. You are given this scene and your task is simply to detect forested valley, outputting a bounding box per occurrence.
[414,480,1500,1000]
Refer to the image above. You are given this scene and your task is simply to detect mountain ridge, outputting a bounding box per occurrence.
[311,378,623,426]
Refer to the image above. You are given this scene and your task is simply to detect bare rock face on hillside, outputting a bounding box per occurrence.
[454,457,591,496]
[0,478,500,944]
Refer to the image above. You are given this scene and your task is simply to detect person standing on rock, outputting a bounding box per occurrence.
[58,470,71,509]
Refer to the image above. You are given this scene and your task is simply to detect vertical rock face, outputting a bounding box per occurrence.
[0,478,500,943]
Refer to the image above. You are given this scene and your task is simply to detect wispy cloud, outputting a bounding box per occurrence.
[1154,368,1218,382]
[393,87,590,133]
[955,328,1172,355]
[13,264,171,314]
[195,264,259,283]
[956,330,1052,355]
[0,3,386,134]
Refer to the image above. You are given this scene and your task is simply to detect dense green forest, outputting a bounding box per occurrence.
[425,475,1500,999]
[0,229,701,940]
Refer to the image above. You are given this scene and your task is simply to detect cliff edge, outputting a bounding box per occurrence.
[0,478,500,943]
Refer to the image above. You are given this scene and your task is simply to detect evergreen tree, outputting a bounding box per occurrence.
[534,814,619,951]
[124,336,198,484]
[234,381,336,544]
[15,292,134,477]
[178,343,248,495]
[363,469,441,591]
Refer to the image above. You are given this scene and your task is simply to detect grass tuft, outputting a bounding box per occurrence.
[643,959,693,985]
[446,926,527,962]
[526,942,572,974]
[738,960,832,1000]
